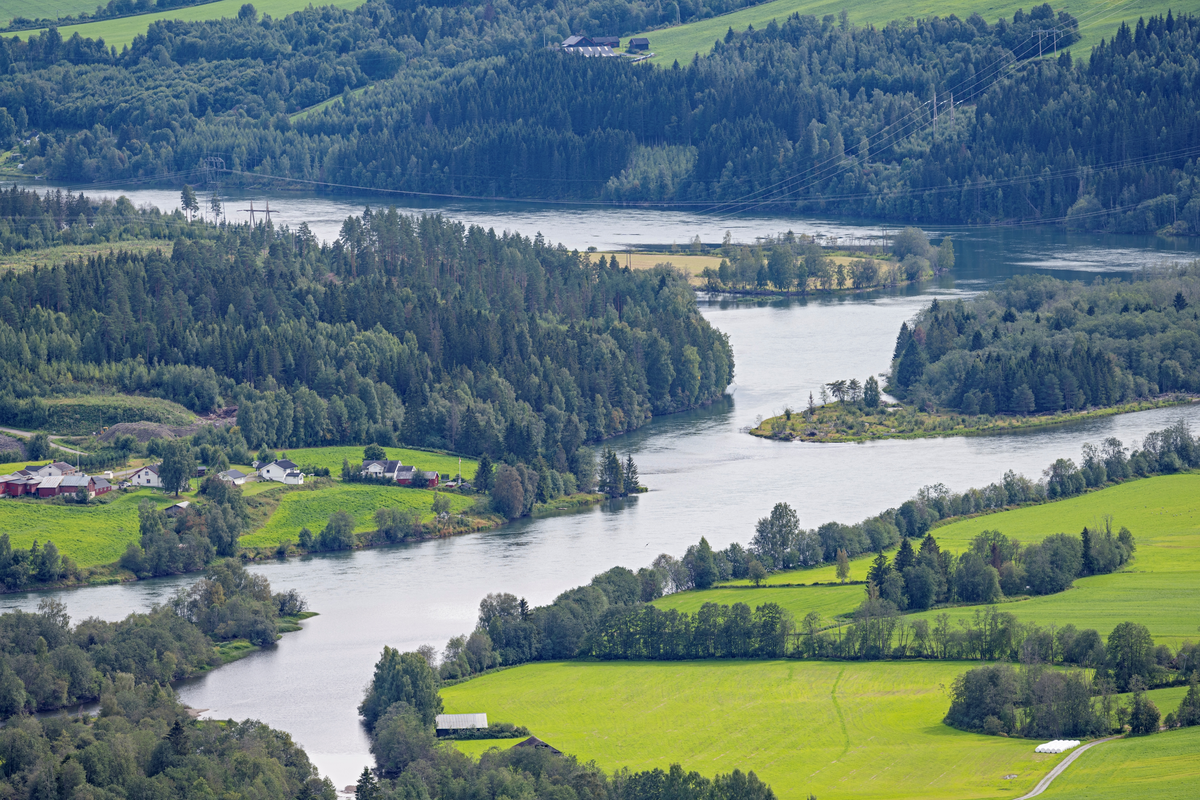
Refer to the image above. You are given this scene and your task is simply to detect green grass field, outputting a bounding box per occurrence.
[0,0,97,26]
[442,659,1074,800]
[629,1,1200,67]
[653,582,864,621]
[1039,725,1200,799]
[674,473,1200,647]
[14,0,365,49]
[448,738,522,759]
[278,445,476,480]
[0,488,189,567]
[238,481,476,548]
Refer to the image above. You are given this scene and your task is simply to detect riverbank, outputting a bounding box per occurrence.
[211,611,318,666]
[750,395,1199,443]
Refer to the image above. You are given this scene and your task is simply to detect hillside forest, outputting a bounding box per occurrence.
[0,194,733,492]
[889,268,1200,414]
[0,5,1197,233]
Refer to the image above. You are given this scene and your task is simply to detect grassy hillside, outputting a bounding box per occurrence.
[1039,725,1200,799]
[442,659,1070,800]
[279,446,476,480]
[0,488,189,567]
[0,0,96,25]
[15,0,365,49]
[630,0,1200,67]
[238,482,476,549]
[671,473,1200,646]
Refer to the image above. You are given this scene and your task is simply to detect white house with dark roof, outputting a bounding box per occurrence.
[363,459,403,480]
[217,468,248,486]
[130,464,162,488]
[260,459,303,485]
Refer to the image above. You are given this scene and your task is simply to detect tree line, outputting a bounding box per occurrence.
[0,559,305,718]
[947,648,1200,739]
[405,420,1197,681]
[890,268,1200,415]
[354,645,776,800]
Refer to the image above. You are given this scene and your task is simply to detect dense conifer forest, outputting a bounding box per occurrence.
[0,195,733,476]
[2,4,1197,232]
[889,268,1200,414]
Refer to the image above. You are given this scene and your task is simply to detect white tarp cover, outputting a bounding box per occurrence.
[1035,739,1081,753]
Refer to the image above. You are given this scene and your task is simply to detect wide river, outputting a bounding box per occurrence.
[7,186,1200,790]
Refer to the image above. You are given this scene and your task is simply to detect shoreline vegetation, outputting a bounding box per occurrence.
[751,395,1198,443]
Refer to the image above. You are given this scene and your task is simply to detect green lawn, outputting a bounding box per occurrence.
[653,582,863,621]
[278,445,476,480]
[1039,725,1200,799]
[674,474,1200,647]
[0,488,191,567]
[449,739,522,759]
[14,0,365,48]
[441,659,1073,800]
[629,1,1200,67]
[239,482,475,548]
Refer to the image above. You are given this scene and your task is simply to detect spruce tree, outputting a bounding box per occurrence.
[475,453,493,492]
[623,454,639,493]
[893,537,916,572]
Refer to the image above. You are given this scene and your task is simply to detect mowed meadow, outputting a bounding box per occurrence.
[0,489,187,566]
[1038,725,1200,800]
[239,481,476,549]
[692,473,1200,647]
[8,0,365,49]
[441,659,1066,800]
[629,0,1200,67]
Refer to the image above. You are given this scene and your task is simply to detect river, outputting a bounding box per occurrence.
[5,188,1200,790]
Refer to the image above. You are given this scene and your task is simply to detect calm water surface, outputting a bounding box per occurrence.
[6,192,1200,789]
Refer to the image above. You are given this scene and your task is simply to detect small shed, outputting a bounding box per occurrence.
[514,736,562,755]
[435,713,488,736]
[628,37,650,52]
[164,500,191,517]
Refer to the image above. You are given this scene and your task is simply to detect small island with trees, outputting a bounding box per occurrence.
[753,266,1200,442]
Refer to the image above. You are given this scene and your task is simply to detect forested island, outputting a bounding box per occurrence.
[754,266,1200,441]
[0,6,1197,233]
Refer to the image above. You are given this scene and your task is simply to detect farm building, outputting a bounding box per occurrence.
[260,459,304,484]
[628,37,649,52]
[164,501,191,517]
[363,460,404,480]
[395,466,439,487]
[218,468,248,485]
[514,736,562,755]
[130,464,163,488]
[593,36,619,47]
[560,34,621,57]
[0,472,110,498]
[435,713,488,736]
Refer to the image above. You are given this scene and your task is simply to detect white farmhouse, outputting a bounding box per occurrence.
[260,459,304,485]
[129,464,163,489]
